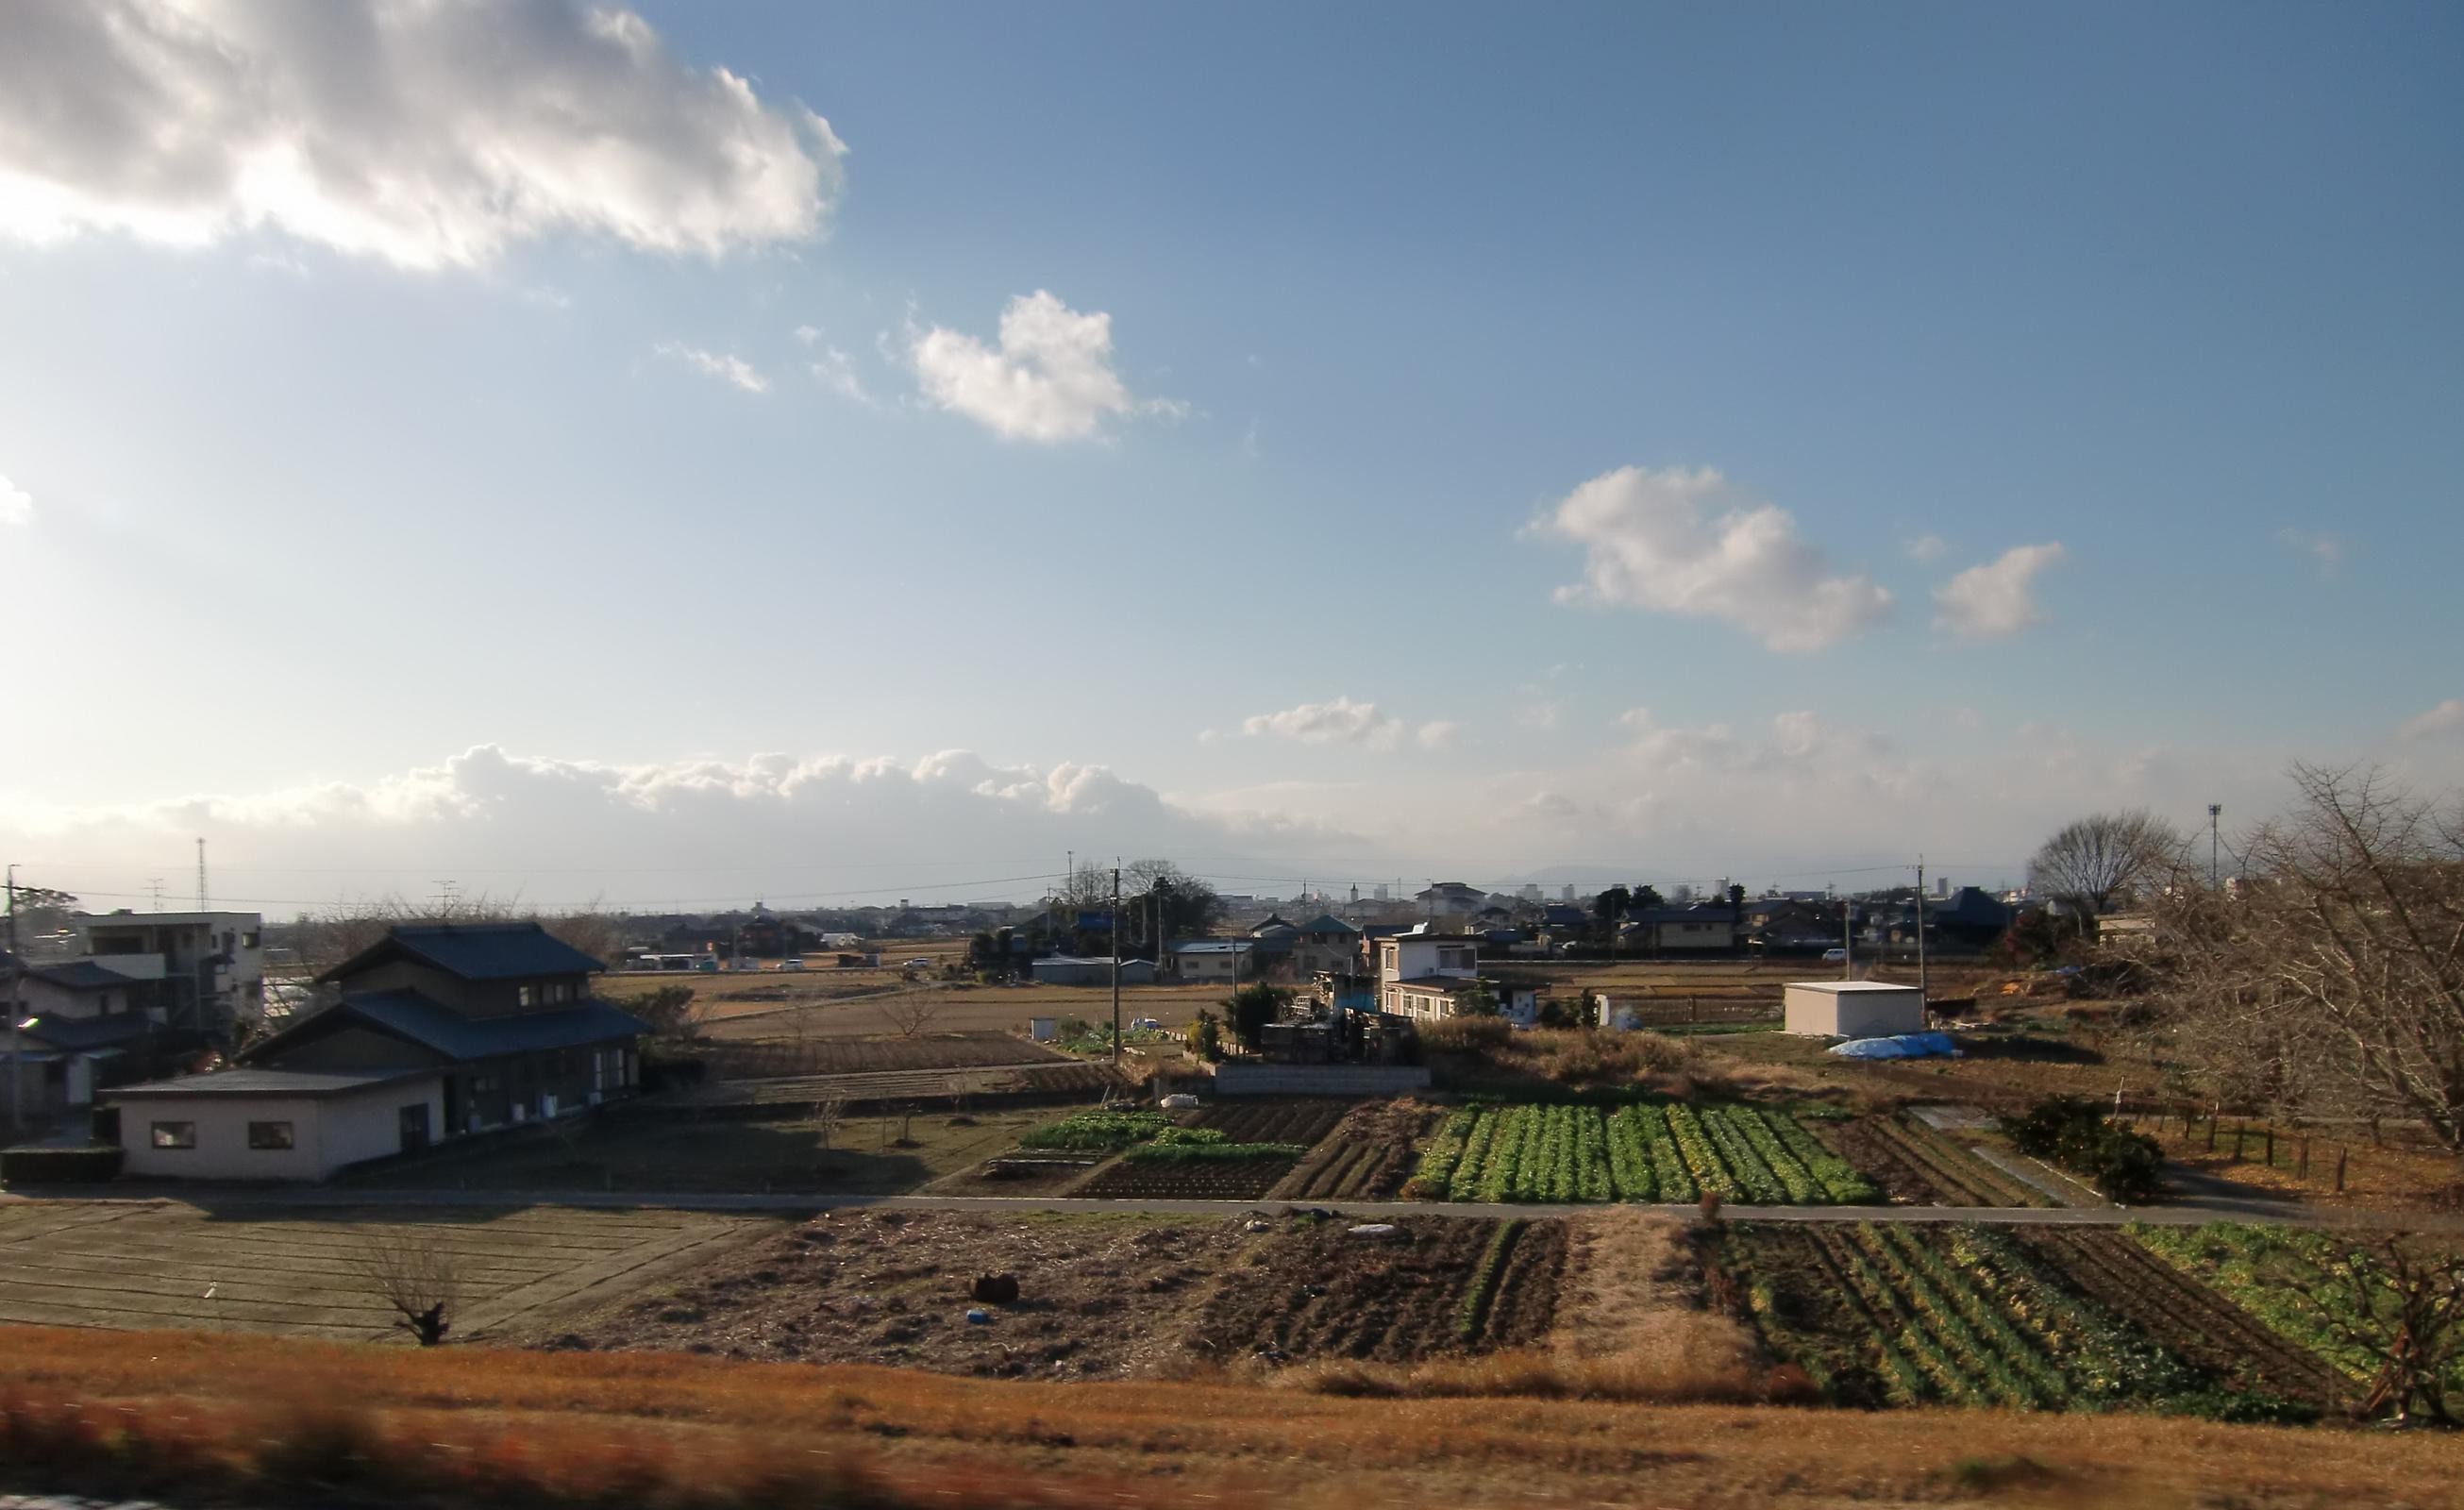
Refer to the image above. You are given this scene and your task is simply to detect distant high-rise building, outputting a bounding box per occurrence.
[1517,883,1542,902]
[1936,877,1950,898]
[1374,883,1389,900]
[1561,884,1576,903]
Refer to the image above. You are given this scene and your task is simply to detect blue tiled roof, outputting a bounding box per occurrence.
[0,953,132,992]
[18,1012,159,1051]
[318,922,606,983]
[247,990,648,1065]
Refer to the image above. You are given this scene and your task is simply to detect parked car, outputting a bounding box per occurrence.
[776,958,806,971]
[1820,947,1849,963]
[902,956,933,969]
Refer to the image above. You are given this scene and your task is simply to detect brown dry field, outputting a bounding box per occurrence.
[8,1322,2464,1509]
[0,1200,763,1340]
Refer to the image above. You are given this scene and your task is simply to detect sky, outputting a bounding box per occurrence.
[1,0,2460,916]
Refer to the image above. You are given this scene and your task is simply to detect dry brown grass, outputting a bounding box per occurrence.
[8,1324,2464,1508]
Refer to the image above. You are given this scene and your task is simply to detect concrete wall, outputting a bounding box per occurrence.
[1211,1063,1432,1096]
[1783,984,1923,1039]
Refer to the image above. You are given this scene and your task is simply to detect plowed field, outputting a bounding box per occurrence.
[1272,1099,1443,1200]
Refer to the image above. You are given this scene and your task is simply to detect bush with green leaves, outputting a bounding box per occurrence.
[2006,1096,2164,1202]
[1017,1110,1171,1150]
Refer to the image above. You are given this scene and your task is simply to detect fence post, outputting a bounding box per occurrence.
[2233,1122,2246,1161]
[2334,1146,2347,1193]
[2299,1136,2310,1181]
[2205,1112,2218,1152]
[2265,1126,2275,1167]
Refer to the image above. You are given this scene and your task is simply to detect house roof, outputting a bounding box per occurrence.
[109,1065,438,1099]
[0,953,131,993]
[1788,981,1919,995]
[317,922,606,984]
[15,1012,159,1051]
[1171,940,1253,956]
[1297,914,1360,935]
[244,991,649,1065]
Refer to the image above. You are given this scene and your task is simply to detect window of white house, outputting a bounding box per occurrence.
[547,982,571,1003]
[247,1121,294,1150]
[242,931,260,948]
[517,984,536,1007]
[150,1121,196,1149]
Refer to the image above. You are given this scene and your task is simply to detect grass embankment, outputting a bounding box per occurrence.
[6,1325,2460,1509]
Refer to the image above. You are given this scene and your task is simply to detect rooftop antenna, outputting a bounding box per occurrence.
[148,878,165,913]
[195,836,209,912]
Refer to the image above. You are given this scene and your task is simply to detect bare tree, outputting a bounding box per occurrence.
[352,1227,461,1346]
[2157,764,2464,1149]
[608,983,706,1041]
[877,988,946,1039]
[811,1095,848,1166]
[294,894,628,981]
[2027,811,2187,920]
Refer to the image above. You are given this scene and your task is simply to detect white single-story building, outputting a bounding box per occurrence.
[1783,981,1925,1039]
[111,1067,446,1182]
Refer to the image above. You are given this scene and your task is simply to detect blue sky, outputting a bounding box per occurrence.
[1,1,2458,913]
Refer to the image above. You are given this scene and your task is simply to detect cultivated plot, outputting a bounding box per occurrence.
[0,1200,762,1341]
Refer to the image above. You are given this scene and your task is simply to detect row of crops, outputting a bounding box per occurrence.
[1729,1222,2304,1418]
[1406,1102,1877,1205]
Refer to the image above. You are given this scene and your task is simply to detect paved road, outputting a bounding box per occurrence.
[15,1183,2459,1231]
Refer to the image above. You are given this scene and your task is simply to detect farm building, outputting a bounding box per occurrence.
[1170,939,1253,982]
[108,922,647,1182]
[1783,981,1925,1038]
[1030,955,1156,986]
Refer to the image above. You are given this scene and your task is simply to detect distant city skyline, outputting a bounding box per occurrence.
[3,3,2458,914]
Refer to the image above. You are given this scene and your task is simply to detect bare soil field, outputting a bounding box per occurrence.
[1184,1098,1356,1146]
[501,1209,1240,1379]
[358,1107,1052,1196]
[1191,1215,1564,1367]
[709,1031,1066,1079]
[1271,1099,1444,1200]
[0,1200,762,1340]
[1072,1155,1298,1200]
[698,982,1226,1042]
[1816,1115,2049,1206]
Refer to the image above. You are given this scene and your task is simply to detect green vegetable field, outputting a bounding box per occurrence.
[1405,1102,1878,1205]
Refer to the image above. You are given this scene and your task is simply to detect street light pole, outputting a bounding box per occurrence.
[1915,858,1927,1006]
[2207,804,2222,888]
[1110,864,1122,1069]
[6,865,25,1134]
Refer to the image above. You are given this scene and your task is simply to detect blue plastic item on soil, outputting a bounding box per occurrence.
[1829,1032,1961,1060]
[965,1308,992,1324]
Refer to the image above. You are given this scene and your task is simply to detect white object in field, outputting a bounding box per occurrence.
[1029,1016,1057,1042]
[1244,1217,1272,1232]
[1160,1093,1200,1110]
[1346,1223,1401,1239]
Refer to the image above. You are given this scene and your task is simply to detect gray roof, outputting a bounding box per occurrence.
[1171,939,1253,955]
[16,1012,160,1051]
[109,1065,436,1099]
[1298,914,1360,935]
[0,953,132,993]
[246,990,649,1066]
[318,922,606,984]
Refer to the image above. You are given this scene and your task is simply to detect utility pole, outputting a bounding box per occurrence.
[195,836,209,912]
[6,866,25,1134]
[2207,804,2222,888]
[1110,864,1122,1068]
[1841,891,1853,980]
[1915,857,1928,1005]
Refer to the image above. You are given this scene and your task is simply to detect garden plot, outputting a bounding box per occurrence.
[1406,1102,1878,1205]
[0,1200,758,1341]
[1720,1221,2315,1419]
[1813,1114,2051,1206]
[1271,1099,1444,1200]
[1014,1101,1349,1200]
[1191,1215,1564,1367]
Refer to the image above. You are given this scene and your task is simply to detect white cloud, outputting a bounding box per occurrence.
[908,291,1181,444]
[0,473,30,526]
[1416,720,1460,750]
[2399,698,2464,742]
[0,0,846,270]
[1904,533,1949,562]
[2277,528,2344,575]
[1932,543,2066,639]
[1533,466,1893,653]
[655,342,767,394]
[1241,696,1402,749]
[809,346,873,406]
[794,325,823,345]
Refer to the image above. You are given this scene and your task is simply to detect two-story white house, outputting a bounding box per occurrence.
[1374,926,1539,1023]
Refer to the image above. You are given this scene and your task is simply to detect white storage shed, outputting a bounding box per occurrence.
[1784,981,1925,1039]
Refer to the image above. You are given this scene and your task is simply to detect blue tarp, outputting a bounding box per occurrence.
[1828,1032,1961,1060]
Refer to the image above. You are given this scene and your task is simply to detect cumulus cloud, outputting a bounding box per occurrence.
[0,0,847,270]
[0,473,29,526]
[1416,720,1460,750]
[1241,696,1402,749]
[2399,698,2464,742]
[1932,543,2066,639]
[908,291,1181,443]
[1904,533,1948,562]
[1533,466,1893,653]
[4,744,1360,912]
[655,343,767,394]
[2277,528,2344,575]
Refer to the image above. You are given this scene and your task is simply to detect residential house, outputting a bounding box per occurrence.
[1932,887,2017,948]
[108,922,646,1182]
[1030,955,1156,987]
[1170,939,1253,984]
[4,952,192,1117]
[1625,904,1740,953]
[1289,914,1361,979]
[74,911,265,1032]
[1412,881,1487,917]
[1372,925,1535,1022]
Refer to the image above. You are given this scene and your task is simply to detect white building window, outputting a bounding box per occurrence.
[247,1121,294,1150]
[150,1121,196,1149]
